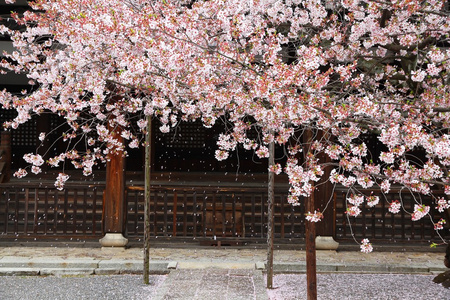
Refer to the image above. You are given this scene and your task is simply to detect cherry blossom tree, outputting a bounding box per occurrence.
[1,0,450,294]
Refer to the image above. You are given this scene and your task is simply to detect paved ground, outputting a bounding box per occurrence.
[1,245,448,274]
[267,273,450,299]
[0,244,449,299]
[1,274,165,300]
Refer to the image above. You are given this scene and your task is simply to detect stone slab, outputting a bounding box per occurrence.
[0,256,32,268]
[97,259,141,271]
[94,268,121,275]
[177,261,255,269]
[167,261,178,269]
[273,262,306,273]
[337,265,391,273]
[317,264,339,272]
[388,265,430,274]
[39,268,95,276]
[429,267,448,273]
[252,270,270,300]
[269,263,346,273]
[31,257,98,269]
[0,267,40,276]
[255,261,265,270]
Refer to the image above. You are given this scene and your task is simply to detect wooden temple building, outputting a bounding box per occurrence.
[0,1,449,248]
[0,120,449,248]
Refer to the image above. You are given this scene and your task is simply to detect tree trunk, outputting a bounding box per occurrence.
[305,190,317,300]
[266,140,275,288]
[304,128,317,300]
[143,116,152,284]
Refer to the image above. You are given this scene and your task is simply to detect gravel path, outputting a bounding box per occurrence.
[267,273,450,300]
[0,275,166,300]
[1,273,449,299]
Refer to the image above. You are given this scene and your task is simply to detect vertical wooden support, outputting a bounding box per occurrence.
[193,192,198,237]
[315,130,334,238]
[144,116,152,284]
[103,140,126,234]
[0,131,11,183]
[173,192,178,237]
[266,140,275,289]
[305,190,317,300]
[101,123,128,249]
[304,129,317,300]
[36,114,50,172]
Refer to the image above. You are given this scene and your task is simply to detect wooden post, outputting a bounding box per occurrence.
[305,190,317,300]
[315,131,334,238]
[266,140,275,289]
[102,131,126,234]
[0,131,11,183]
[304,129,317,300]
[36,114,50,172]
[144,116,152,284]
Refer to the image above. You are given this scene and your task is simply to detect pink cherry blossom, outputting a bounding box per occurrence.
[360,239,373,253]
[347,194,364,206]
[434,219,446,231]
[269,164,282,175]
[436,198,450,213]
[215,150,229,161]
[388,200,401,214]
[54,173,70,191]
[1,0,449,249]
[366,195,380,208]
[13,168,27,178]
[411,204,430,221]
[305,210,323,223]
[346,205,361,217]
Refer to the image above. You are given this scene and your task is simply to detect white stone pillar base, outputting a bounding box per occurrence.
[315,236,339,250]
[99,233,128,247]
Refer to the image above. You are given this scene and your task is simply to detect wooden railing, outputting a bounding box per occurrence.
[125,186,302,239]
[0,183,104,237]
[0,182,301,239]
[0,181,448,243]
[334,188,450,242]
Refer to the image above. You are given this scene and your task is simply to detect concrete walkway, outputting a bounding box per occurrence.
[0,245,447,276]
[154,269,268,300]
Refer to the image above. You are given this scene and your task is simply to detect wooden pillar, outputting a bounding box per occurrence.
[36,114,51,172]
[266,140,275,289]
[0,131,11,183]
[103,149,126,233]
[305,191,317,300]
[314,130,339,250]
[144,116,152,284]
[100,129,128,247]
[303,128,317,300]
[315,153,333,237]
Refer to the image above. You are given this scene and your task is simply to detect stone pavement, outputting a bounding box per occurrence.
[0,245,448,275]
[0,245,448,299]
[154,269,268,300]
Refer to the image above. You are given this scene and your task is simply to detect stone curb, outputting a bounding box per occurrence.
[0,267,40,276]
[40,268,96,276]
[0,259,173,276]
[0,256,98,269]
[176,261,255,269]
[253,270,269,300]
[0,259,447,276]
[257,262,448,274]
